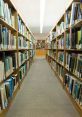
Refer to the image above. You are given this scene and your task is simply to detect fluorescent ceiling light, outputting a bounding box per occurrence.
[40,0,45,33]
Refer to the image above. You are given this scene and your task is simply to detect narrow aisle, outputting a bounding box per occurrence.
[6,59,80,117]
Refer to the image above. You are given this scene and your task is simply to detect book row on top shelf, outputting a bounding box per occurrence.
[47,0,82,50]
[46,0,82,115]
[0,0,35,114]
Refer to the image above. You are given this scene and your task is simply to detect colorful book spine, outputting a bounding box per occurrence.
[65,53,82,78]
[18,52,27,66]
[18,36,28,49]
[65,74,82,105]
[58,36,64,49]
[0,60,5,82]
[4,53,17,77]
[65,11,71,29]
[58,52,64,65]
[70,2,82,26]
[19,64,27,81]
[0,0,4,18]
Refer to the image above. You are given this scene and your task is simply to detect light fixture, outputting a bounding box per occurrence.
[40,0,45,33]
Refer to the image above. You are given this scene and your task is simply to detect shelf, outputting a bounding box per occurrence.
[0,68,18,85]
[18,32,29,41]
[19,60,27,67]
[57,31,64,38]
[47,55,56,62]
[71,19,82,29]
[46,1,82,116]
[0,49,17,52]
[65,49,82,52]
[65,66,82,82]
[0,0,35,115]
[0,18,17,32]
[56,61,64,67]
[18,49,29,51]
[57,49,64,51]
[28,49,34,50]
[65,87,82,115]
[0,83,19,116]
[52,38,56,41]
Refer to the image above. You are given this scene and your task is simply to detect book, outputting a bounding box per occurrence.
[56,22,64,36]
[18,36,28,49]
[0,84,8,109]
[12,53,18,69]
[65,53,82,79]
[0,60,5,82]
[57,65,64,81]
[51,60,56,70]
[70,2,82,26]
[0,0,4,18]
[65,11,71,29]
[19,64,27,81]
[58,52,64,65]
[52,31,57,39]
[0,24,3,49]
[58,36,64,49]
[1,26,16,50]
[70,28,77,49]
[51,41,56,49]
[66,33,70,49]
[65,74,82,105]
[18,52,27,66]
[4,53,17,77]
[77,27,82,49]
[18,16,26,35]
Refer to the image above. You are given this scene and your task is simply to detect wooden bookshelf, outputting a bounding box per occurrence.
[0,0,35,115]
[46,0,82,115]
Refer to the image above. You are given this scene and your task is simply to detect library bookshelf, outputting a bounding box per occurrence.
[46,0,82,116]
[0,0,35,116]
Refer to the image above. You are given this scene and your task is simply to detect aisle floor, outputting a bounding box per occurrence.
[6,59,80,117]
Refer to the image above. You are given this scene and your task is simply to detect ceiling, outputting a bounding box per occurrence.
[11,0,73,40]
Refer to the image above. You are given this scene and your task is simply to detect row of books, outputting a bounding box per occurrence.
[0,59,5,82]
[64,74,82,105]
[18,16,29,38]
[57,65,64,81]
[29,42,33,49]
[18,36,29,49]
[18,16,25,35]
[5,53,18,77]
[65,11,71,29]
[57,36,64,49]
[19,64,27,81]
[0,0,15,28]
[45,42,51,49]
[65,2,82,28]
[47,50,56,60]
[0,25,16,50]
[66,28,82,49]
[0,74,19,110]
[50,60,56,70]
[52,27,82,50]
[56,22,64,36]
[52,31,57,39]
[52,2,82,39]
[70,2,82,26]
[18,51,29,66]
[65,53,82,79]
[70,28,82,49]
[51,41,57,49]
[58,52,64,65]
[29,50,34,58]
